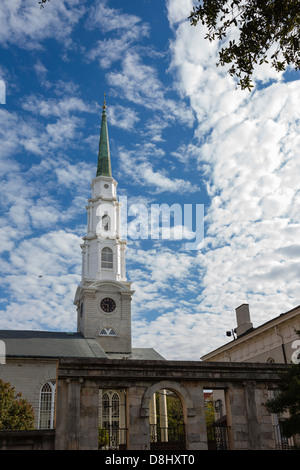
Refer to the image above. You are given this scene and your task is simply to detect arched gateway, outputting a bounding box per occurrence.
[141,381,196,450]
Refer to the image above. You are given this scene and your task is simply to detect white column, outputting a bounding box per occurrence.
[159,390,168,442]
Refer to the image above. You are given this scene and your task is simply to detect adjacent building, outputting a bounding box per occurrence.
[201,303,300,450]
[201,303,300,364]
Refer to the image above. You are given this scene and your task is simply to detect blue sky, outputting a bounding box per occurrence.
[0,0,299,360]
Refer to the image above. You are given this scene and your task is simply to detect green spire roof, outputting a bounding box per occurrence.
[96,96,112,177]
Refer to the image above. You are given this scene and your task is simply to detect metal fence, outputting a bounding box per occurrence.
[207,423,230,450]
[98,425,127,450]
[150,423,186,450]
[273,424,295,450]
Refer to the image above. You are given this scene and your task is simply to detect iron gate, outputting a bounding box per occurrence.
[150,423,186,450]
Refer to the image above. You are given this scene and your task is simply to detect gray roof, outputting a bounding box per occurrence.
[0,330,165,361]
[0,330,108,359]
[107,348,165,361]
[131,348,165,360]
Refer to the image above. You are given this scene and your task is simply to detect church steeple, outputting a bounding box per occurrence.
[74,97,133,356]
[96,95,112,177]
[78,95,127,285]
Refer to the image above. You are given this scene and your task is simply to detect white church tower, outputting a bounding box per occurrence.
[74,97,134,357]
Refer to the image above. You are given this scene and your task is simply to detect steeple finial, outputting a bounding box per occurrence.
[96,94,112,177]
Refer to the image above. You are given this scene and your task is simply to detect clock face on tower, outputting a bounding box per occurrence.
[100,297,116,313]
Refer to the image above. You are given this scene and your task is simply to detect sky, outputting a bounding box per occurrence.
[0,0,299,361]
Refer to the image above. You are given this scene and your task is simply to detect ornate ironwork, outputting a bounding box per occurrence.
[99,425,127,450]
[273,424,294,450]
[150,423,186,450]
[207,423,229,450]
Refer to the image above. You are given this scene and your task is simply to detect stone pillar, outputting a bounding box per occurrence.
[244,382,261,450]
[254,384,276,450]
[225,385,248,449]
[185,383,208,450]
[67,380,81,450]
[55,379,81,450]
[55,378,99,450]
[79,382,99,450]
[55,378,68,450]
[225,382,264,450]
[128,385,150,450]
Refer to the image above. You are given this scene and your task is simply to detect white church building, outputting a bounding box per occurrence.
[0,99,165,438]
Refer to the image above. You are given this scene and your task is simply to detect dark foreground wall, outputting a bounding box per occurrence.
[0,360,289,451]
[0,430,55,450]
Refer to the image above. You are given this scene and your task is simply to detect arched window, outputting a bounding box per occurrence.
[102,213,111,232]
[111,393,120,427]
[102,392,110,429]
[99,390,126,449]
[101,391,120,431]
[101,247,113,269]
[39,381,56,429]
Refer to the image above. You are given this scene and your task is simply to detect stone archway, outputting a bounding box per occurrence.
[141,381,196,419]
[141,380,200,450]
[149,389,185,450]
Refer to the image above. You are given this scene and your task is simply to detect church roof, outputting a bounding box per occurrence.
[130,348,165,360]
[107,348,165,361]
[0,330,108,359]
[96,96,112,177]
[0,330,165,361]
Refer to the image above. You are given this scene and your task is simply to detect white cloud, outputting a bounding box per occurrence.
[0,96,94,161]
[118,149,198,194]
[87,0,143,33]
[108,52,194,127]
[128,0,300,358]
[0,221,19,254]
[9,230,80,275]
[54,161,94,189]
[0,103,95,270]
[0,229,81,330]
[0,0,85,49]
[87,30,150,70]
[131,248,195,283]
[107,105,140,131]
[86,0,150,68]
[87,38,130,69]
[22,95,93,118]
[167,0,194,25]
